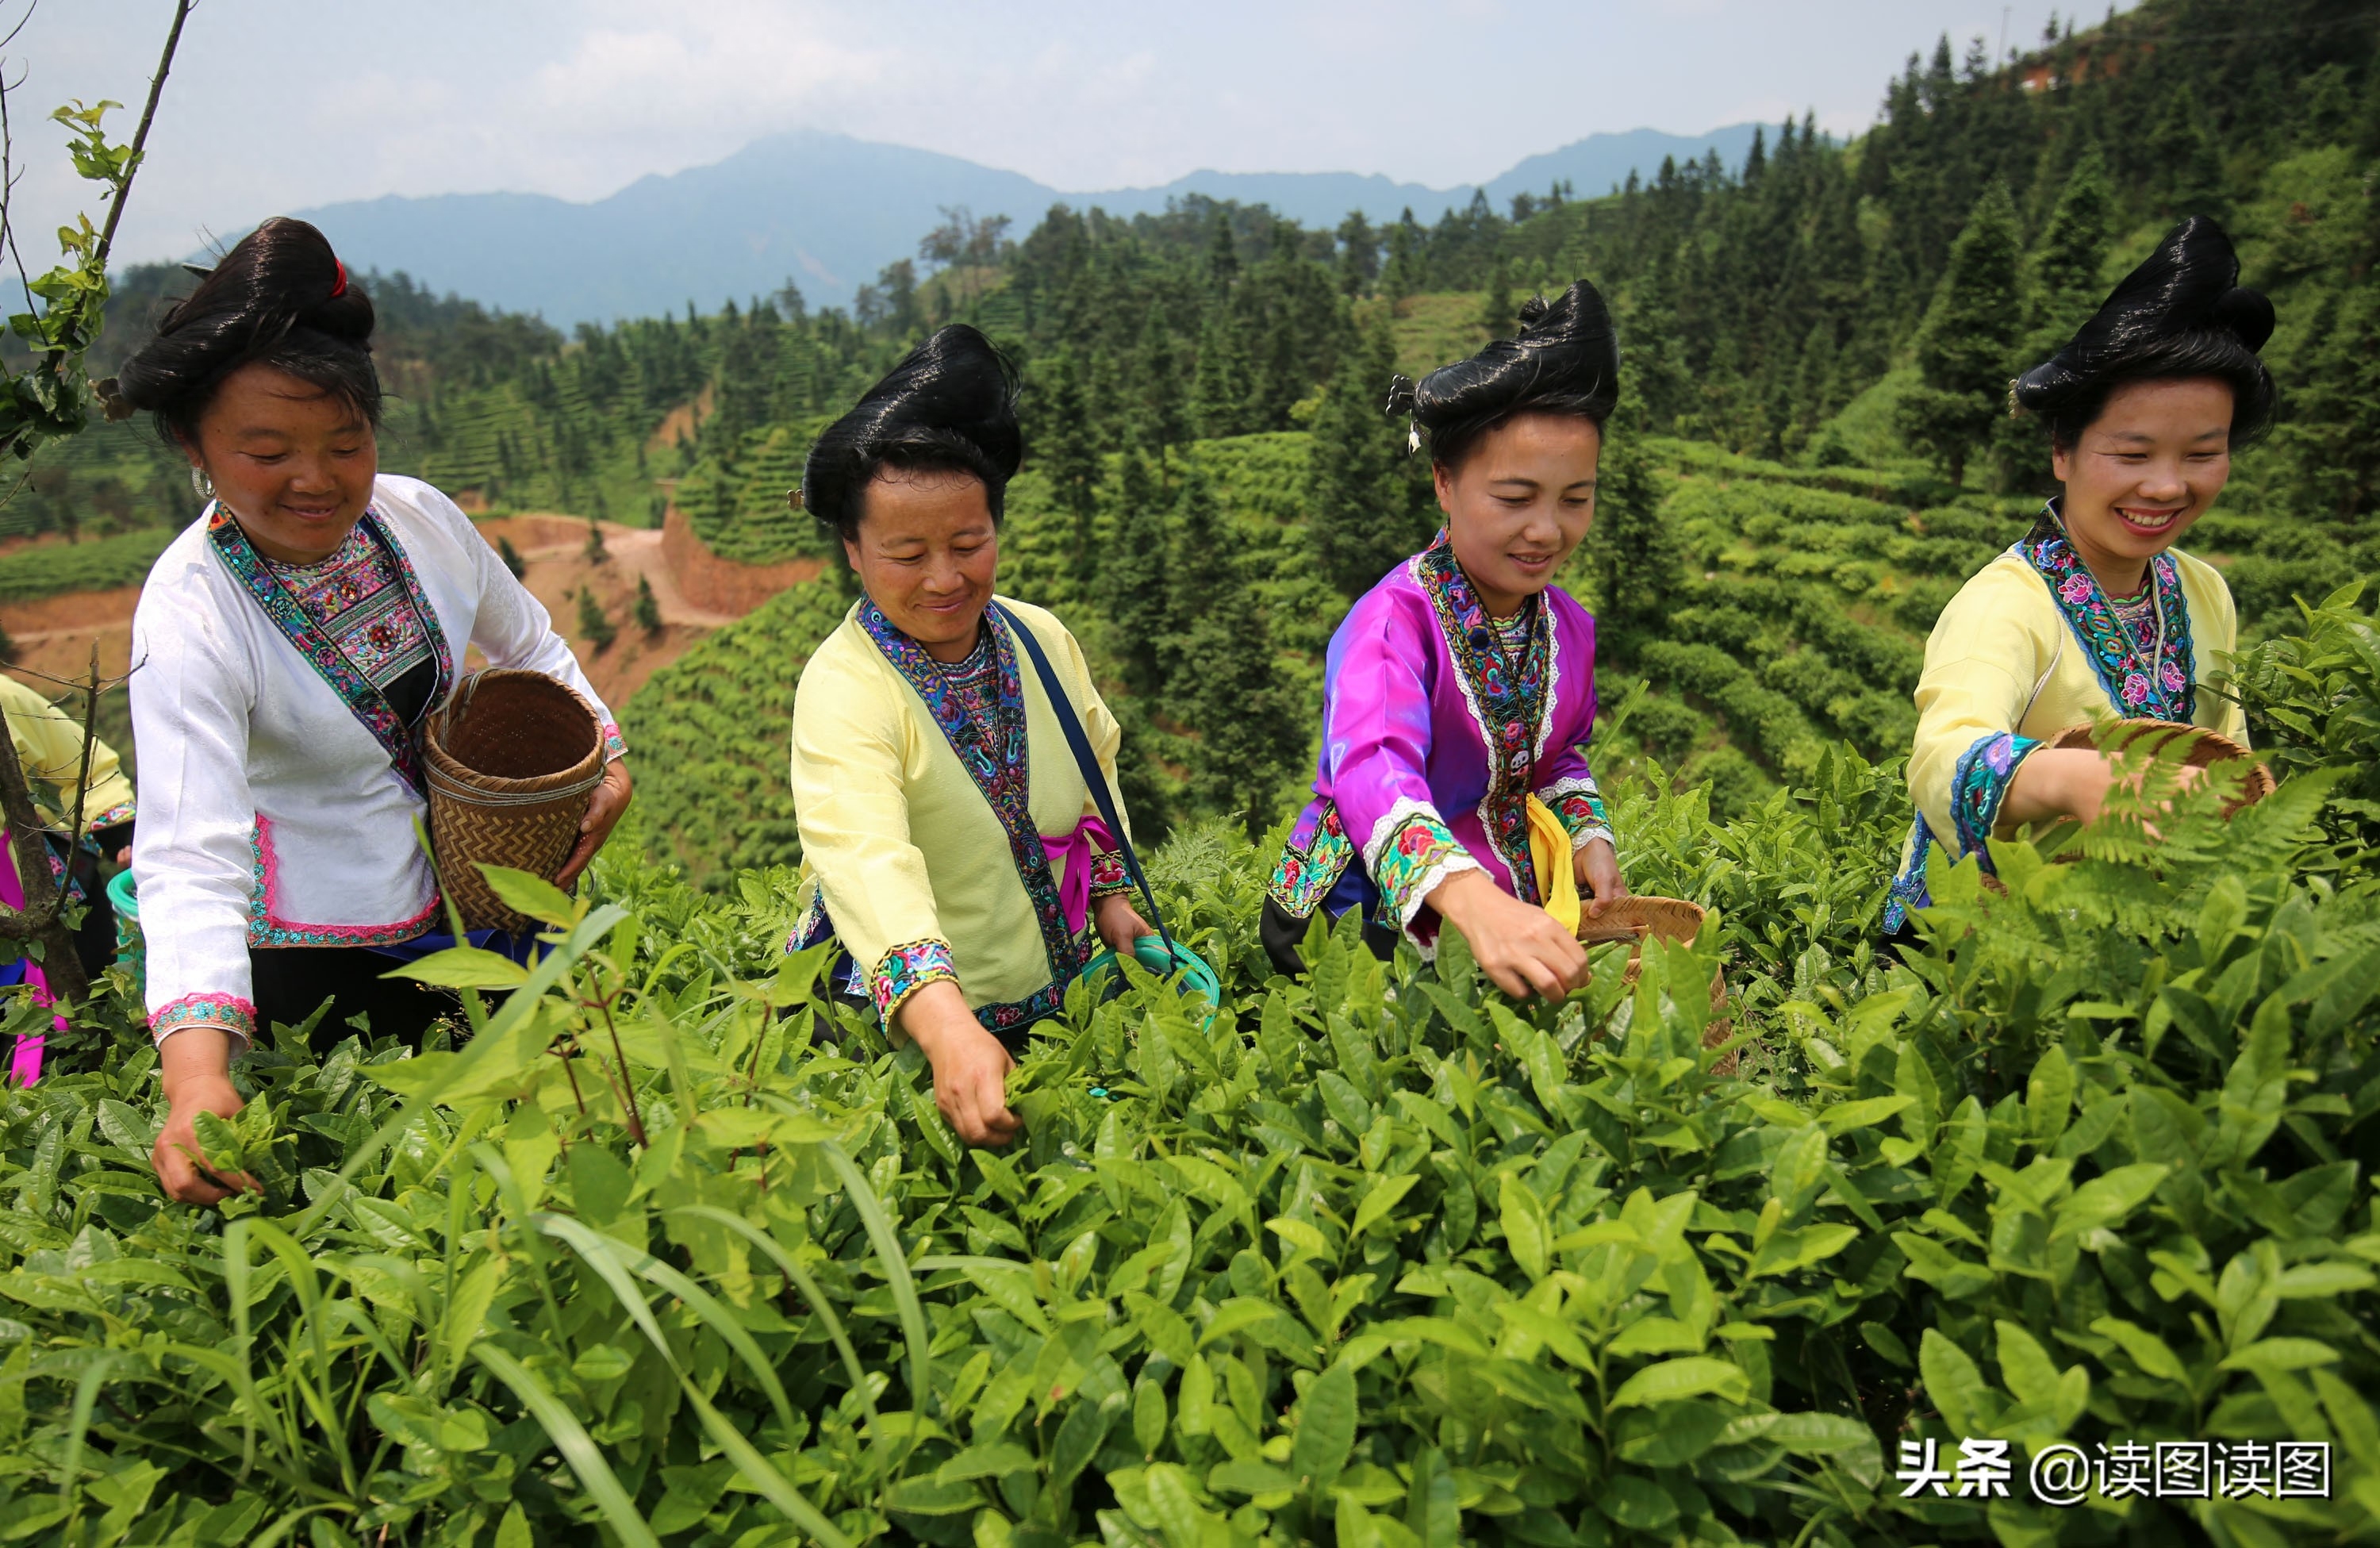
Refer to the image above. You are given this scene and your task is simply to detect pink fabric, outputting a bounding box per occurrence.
[0,825,62,1086]
[1042,816,1116,936]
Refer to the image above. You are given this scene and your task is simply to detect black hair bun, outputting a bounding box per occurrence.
[1394,278,1622,468]
[117,217,380,442]
[2210,286,2275,351]
[801,324,1023,538]
[2012,216,2278,447]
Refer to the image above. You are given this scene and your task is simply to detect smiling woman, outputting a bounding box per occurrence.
[111,218,633,1204]
[785,325,1152,1148]
[1261,281,1630,1000]
[1883,216,2276,935]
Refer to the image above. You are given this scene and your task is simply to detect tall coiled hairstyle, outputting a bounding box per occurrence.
[2012,215,2278,452]
[1386,278,1622,471]
[800,324,1023,542]
[114,217,379,447]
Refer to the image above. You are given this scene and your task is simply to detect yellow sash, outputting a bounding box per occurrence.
[1525,795,1580,934]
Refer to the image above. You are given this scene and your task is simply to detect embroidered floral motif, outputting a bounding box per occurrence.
[1087,847,1132,897]
[265,525,434,689]
[152,992,257,1047]
[787,883,832,954]
[2019,526,2196,723]
[1266,801,1356,918]
[858,602,1084,996]
[1541,771,1614,850]
[248,814,440,947]
[1948,731,2042,860]
[1370,809,1471,928]
[601,720,628,759]
[871,937,958,1023]
[83,800,136,833]
[1412,532,1549,901]
[1882,815,1936,934]
[209,507,454,797]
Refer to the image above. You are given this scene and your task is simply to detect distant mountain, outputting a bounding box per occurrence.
[282,125,1762,327]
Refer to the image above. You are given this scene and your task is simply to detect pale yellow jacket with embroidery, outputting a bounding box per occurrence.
[1909,545,2246,856]
[788,597,1129,1025]
[2,672,136,891]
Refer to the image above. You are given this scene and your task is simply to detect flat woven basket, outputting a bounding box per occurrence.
[1577,895,1734,1070]
[424,670,605,933]
[2049,719,2275,814]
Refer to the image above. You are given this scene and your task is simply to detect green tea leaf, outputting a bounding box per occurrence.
[1291,1359,1357,1489]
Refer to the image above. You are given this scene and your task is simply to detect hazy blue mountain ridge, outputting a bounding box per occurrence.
[283,124,1760,325]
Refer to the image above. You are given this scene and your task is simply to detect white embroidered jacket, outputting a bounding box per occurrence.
[129,475,622,1048]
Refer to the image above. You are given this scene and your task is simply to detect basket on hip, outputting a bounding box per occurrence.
[424,670,605,933]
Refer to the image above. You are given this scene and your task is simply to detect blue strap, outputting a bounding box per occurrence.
[992,602,1173,950]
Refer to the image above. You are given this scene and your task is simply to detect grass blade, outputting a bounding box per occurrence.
[666,1203,880,1431]
[473,1343,661,1548]
[57,1351,114,1512]
[822,1142,933,1419]
[536,1213,797,1435]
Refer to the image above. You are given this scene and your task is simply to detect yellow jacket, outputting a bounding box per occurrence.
[788,597,1130,1034]
[1886,528,2246,942]
[2,673,136,891]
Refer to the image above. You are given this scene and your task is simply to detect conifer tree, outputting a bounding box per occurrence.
[1478,259,1514,339]
[1580,388,1683,647]
[633,574,662,632]
[1100,450,1171,697]
[1309,313,1426,599]
[1036,351,1102,563]
[1131,312,1187,451]
[1189,309,1251,440]
[1990,145,2110,490]
[2027,143,2112,350]
[1334,211,1379,296]
[1161,464,1304,836]
[1898,181,2024,486]
[2271,286,2380,523]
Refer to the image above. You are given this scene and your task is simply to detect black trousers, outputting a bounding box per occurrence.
[250,947,458,1045]
[1260,896,1400,978]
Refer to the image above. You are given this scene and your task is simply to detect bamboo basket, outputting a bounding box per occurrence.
[424,670,605,933]
[2050,719,2274,813]
[1578,895,1734,1071]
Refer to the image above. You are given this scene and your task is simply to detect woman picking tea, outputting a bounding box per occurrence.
[787,325,1151,1148]
[1884,217,2268,933]
[1261,281,1628,999]
[120,219,631,1202]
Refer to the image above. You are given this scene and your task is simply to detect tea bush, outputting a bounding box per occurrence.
[0,600,2372,1546]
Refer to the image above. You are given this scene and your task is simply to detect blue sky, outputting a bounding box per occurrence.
[21,0,2124,267]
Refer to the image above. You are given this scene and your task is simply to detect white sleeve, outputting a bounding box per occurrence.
[129,589,263,1050]
[427,488,625,759]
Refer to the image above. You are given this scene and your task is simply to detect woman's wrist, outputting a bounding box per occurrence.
[2003,748,2108,828]
[894,979,978,1057]
[158,1028,237,1104]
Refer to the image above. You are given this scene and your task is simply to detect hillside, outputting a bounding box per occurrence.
[10,0,2375,889]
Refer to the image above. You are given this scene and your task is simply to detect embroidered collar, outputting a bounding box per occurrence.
[208,505,452,797]
[1411,531,1552,897]
[2017,514,2196,720]
[858,599,1082,985]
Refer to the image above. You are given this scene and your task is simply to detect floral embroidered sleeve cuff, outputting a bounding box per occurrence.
[84,799,137,834]
[1365,804,1483,930]
[1949,731,2044,862]
[601,721,628,762]
[869,937,959,1027]
[1086,846,1133,899]
[1542,775,1615,853]
[151,993,256,1053]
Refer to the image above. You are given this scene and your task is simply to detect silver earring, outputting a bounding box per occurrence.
[190,467,215,501]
